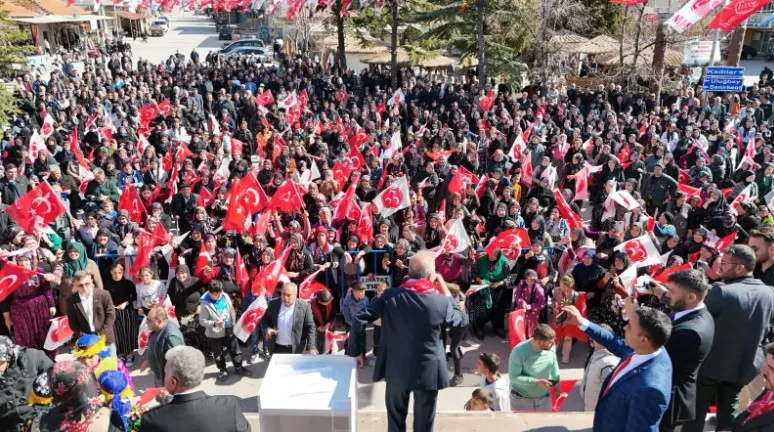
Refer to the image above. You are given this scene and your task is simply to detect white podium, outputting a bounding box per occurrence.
[257,354,357,432]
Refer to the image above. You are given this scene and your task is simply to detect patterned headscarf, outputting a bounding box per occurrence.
[0,335,18,366]
[39,361,102,432]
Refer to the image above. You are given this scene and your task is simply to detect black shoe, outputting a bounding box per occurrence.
[494,329,507,339]
[263,352,272,361]
[217,370,228,381]
[473,329,485,340]
[450,375,463,387]
[235,366,253,377]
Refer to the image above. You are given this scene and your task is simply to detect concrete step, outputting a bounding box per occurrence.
[244,411,595,431]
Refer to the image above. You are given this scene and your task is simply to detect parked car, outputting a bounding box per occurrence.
[150,19,168,36]
[218,26,234,40]
[220,46,271,62]
[220,38,265,53]
[741,45,757,60]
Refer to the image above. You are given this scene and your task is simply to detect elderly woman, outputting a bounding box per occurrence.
[36,361,125,432]
[3,254,57,360]
[0,335,53,432]
[469,248,510,339]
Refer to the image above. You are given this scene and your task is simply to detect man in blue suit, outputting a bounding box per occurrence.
[347,251,463,432]
[562,299,673,432]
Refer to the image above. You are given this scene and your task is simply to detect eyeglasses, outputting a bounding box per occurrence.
[719,260,743,268]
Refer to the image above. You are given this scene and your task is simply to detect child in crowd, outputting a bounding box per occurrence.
[341,282,369,332]
[464,388,494,411]
[476,353,510,411]
[552,275,584,364]
[199,280,252,381]
[447,283,469,386]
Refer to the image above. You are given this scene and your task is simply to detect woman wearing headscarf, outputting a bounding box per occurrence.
[0,335,53,432]
[424,213,444,249]
[285,233,315,286]
[58,241,104,315]
[102,262,138,366]
[484,203,508,243]
[702,186,734,235]
[571,250,606,312]
[527,215,553,246]
[36,361,124,432]
[512,269,546,339]
[468,248,510,339]
[3,254,57,360]
[593,251,631,335]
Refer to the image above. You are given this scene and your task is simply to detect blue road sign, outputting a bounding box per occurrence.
[704,77,744,92]
[706,66,745,78]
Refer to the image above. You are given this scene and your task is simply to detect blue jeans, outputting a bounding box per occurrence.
[250,318,265,354]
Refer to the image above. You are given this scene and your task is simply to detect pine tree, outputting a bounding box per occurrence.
[0,4,34,126]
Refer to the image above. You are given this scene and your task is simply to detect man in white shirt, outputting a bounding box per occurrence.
[262,282,317,358]
[66,271,117,356]
[476,353,510,412]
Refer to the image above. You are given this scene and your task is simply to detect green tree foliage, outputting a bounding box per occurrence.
[0,4,33,126]
[580,0,621,36]
[412,0,533,84]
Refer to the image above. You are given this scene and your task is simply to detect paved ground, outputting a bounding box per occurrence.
[131,10,224,65]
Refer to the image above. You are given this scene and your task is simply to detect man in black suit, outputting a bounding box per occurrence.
[139,345,250,432]
[347,250,463,432]
[170,183,198,233]
[0,163,29,205]
[647,269,715,431]
[728,342,774,432]
[261,282,317,357]
[683,245,774,432]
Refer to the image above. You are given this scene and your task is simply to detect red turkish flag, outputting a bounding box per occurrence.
[550,380,578,412]
[137,318,150,355]
[678,168,691,184]
[298,89,309,111]
[252,248,290,296]
[298,269,328,300]
[717,231,737,252]
[677,183,701,198]
[223,181,251,232]
[356,203,374,245]
[139,104,159,126]
[508,309,527,350]
[0,262,38,302]
[448,166,480,197]
[331,160,352,187]
[553,190,584,230]
[137,388,162,407]
[236,249,250,295]
[197,187,215,208]
[255,89,274,106]
[375,102,386,115]
[521,151,534,187]
[233,295,268,342]
[7,181,68,234]
[479,91,494,112]
[654,263,693,283]
[574,166,590,201]
[484,228,530,264]
[44,316,74,351]
[128,231,156,277]
[268,181,305,214]
[325,330,349,354]
[248,211,272,238]
[70,129,90,169]
[332,183,361,223]
[158,99,173,117]
[174,143,194,164]
[709,0,771,31]
[117,184,146,224]
[194,243,214,281]
[238,173,270,214]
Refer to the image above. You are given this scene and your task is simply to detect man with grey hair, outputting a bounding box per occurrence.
[347,250,462,432]
[683,245,774,432]
[84,166,120,204]
[139,346,250,432]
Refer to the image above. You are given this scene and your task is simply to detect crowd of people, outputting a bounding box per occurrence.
[1,14,774,430]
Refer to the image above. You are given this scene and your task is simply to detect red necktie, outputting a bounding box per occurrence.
[603,353,634,395]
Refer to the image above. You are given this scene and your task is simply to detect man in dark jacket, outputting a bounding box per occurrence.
[642,164,677,214]
[139,346,249,432]
[347,251,462,432]
[683,245,774,432]
[140,305,185,387]
[0,336,53,430]
[648,269,715,431]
